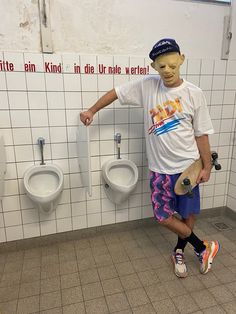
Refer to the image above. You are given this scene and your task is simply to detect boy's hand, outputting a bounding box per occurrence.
[196,167,211,184]
[80,110,94,125]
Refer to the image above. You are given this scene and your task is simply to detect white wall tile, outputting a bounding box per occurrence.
[212,76,225,90]
[24,52,44,72]
[30,110,49,127]
[98,75,113,91]
[48,110,66,126]
[81,74,97,91]
[226,61,236,75]
[0,111,11,128]
[6,72,26,90]
[87,213,101,227]
[225,76,236,90]
[50,127,67,143]
[201,60,214,75]
[47,91,65,109]
[4,211,22,226]
[23,223,40,238]
[28,91,47,109]
[5,146,15,163]
[199,76,212,90]
[45,74,64,91]
[5,225,23,241]
[214,60,227,75]
[63,74,81,91]
[4,180,19,196]
[65,92,82,109]
[187,59,201,75]
[223,91,236,105]
[15,145,34,162]
[10,110,30,127]
[72,215,87,230]
[12,128,32,145]
[40,220,57,235]
[57,217,72,232]
[0,72,7,90]
[26,73,45,91]
[22,208,39,224]
[102,211,115,225]
[0,91,9,109]
[2,195,20,212]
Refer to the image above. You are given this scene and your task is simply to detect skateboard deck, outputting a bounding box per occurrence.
[174,152,221,197]
[174,158,203,196]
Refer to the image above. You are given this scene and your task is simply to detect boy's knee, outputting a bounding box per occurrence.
[158,215,173,226]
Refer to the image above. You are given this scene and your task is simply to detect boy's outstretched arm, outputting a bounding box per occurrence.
[80,88,118,125]
[195,134,212,184]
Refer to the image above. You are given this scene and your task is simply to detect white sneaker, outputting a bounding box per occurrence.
[171,249,188,278]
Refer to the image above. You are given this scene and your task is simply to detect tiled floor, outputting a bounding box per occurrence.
[1,214,236,314]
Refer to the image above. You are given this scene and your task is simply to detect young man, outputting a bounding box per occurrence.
[80,38,220,278]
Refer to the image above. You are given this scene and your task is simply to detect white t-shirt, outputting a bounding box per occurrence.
[115,76,214,174]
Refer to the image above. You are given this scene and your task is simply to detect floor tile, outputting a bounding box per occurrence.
[82,281,104,301]
[40,291,61,311]
[190,289,217,310]
[152,298,180,313]
[105,292,130,312]
[125,287,149,307]
[172,293,200,313]
[102,277,123,295]
[62,302,85,314]
[61,285,83,306]
[85,297,109,314]
[17,295,40,314]
[0,215,235,313]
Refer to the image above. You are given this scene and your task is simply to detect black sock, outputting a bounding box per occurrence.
[174,236,188,252]
[185,232,206,253]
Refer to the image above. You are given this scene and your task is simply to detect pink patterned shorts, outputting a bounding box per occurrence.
[150,171,200,222]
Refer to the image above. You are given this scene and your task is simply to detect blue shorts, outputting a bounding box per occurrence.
[150,171,200,222]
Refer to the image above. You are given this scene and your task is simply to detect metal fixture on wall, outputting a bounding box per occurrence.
[221,1,233,60]
[38,0,53,53]
[221,15,232,59]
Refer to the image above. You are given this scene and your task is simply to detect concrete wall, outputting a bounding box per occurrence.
[0,0,235,59]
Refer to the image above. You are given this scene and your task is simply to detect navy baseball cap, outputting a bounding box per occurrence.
[149,38,180,61]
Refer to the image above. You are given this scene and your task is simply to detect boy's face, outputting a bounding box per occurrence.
[151,52,185,88]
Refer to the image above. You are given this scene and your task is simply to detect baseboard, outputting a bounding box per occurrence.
[0,206,235,253]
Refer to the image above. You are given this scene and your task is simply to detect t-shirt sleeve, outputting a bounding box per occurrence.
[115,78,143,106]
[193,92,214,136]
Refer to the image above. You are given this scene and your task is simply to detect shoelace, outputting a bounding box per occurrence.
[175,253,184,265]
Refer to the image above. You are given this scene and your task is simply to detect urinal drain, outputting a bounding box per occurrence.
[212,222,232,231]
[105,183,109,189]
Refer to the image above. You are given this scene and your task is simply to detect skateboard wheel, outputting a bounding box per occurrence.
[183,178,190,186]
[215,164,221,170]
[211,152,218,159]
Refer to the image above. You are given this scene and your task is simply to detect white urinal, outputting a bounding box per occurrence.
[102,158,138,204]
[23,164,64,214]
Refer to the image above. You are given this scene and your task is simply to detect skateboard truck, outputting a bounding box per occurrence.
[182,177,194,198]
[211,151,221,170]
[180,152,222,198]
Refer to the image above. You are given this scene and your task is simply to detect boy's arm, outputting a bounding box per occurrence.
[195,134,212,184]
[80,88,118,125]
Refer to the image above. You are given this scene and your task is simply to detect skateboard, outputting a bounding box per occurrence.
[174,152,221,198]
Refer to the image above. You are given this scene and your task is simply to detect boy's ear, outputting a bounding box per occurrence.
[151,61,156,69]
[180,54,185,65]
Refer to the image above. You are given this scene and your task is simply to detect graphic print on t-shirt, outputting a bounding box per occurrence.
[148,97,186,136]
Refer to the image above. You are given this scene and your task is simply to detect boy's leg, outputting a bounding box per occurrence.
[150,171,219,275]
[160,216,220,274]
[174,214,195,251]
